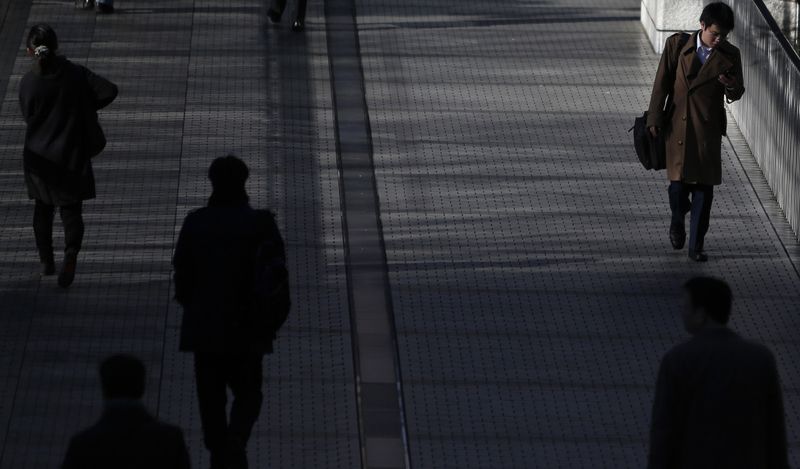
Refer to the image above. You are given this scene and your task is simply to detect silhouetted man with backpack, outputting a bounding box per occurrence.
[173,155,290,469]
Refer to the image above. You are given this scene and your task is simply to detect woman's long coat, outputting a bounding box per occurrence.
[647,32,745,185]
[19,57,117,205]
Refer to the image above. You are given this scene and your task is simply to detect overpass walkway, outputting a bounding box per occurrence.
[0,0,798,467]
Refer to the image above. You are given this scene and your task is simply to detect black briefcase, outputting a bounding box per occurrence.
[629,111,666,170]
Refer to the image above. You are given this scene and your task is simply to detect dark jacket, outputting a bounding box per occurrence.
[648,328,788,469]
[61,401,190,469]
[173,203,285,354]
[647,32,745,185]
[19,56,118,205]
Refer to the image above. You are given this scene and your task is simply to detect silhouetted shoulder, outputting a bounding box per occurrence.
[663,329,777,371]
[64,417,189,469]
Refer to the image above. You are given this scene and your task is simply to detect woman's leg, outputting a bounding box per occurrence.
[60,202,84,256]
[58,202,84,287]
[33,200,56,273]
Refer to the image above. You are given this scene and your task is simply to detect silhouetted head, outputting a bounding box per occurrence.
[26,24,59,69]
[99,354,146,400]
[699,2,734,48]
[682,276,732,334]
[208,155,250,206]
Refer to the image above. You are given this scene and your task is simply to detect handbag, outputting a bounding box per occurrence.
[629,111,666,170]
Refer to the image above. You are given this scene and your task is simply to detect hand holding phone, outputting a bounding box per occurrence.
[719,69,736,87]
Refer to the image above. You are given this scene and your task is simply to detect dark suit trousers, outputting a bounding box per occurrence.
[193,352,264,456]
[669,181,713,252]
[269,0,307,20]
[33,199,84,262]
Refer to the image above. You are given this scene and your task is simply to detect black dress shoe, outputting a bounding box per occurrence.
[669,225,686,250]
[291,18,305,32]
[267,8,282,23]
[97,2,114,13]
[688,250,708,262]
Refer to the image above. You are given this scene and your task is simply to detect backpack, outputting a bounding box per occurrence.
[631,33,690,171]
[250,213,291,340]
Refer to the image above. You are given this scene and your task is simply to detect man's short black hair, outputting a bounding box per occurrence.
[100,354,146,400]
[208,154,249,191]
[684,276,733,324]
[700,2,735,31]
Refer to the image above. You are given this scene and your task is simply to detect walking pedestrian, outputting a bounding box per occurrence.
[646,2,745,262]
[648,277,789,468]
[61,354,191,469]
[173,155,290,469]
[19,24,118,287]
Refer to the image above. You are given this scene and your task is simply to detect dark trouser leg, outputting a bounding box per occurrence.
[269,0,287,16]
[33,200,56,263]
[226,353,264,469]
[227,353,264,443]
[688,185,714,252]
[59,202,84,256]
[668,181,691,229]
[294,0,307,20]
[194,352,229,466]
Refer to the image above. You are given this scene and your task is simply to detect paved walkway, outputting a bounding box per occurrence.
[0,0,798,467]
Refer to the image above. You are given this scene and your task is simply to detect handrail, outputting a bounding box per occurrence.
[727,0,800,239]
[752,0,800,71]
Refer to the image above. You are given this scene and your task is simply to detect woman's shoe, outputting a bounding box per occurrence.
[291,18,305,32]
[58,253,78,288]
[41,262,55,276]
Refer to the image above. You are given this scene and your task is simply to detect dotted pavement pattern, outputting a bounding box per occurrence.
[354,0,800,467]
[0,0,798,467]
[0,0,358,467]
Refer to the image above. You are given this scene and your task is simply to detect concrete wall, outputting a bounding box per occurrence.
[641,0,701,52]
[642,0,799,52]
[765,0,799,49]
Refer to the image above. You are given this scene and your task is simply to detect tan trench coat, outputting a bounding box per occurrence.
[647,32,745,185]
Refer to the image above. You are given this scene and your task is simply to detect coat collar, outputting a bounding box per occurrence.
[680,30,734,91]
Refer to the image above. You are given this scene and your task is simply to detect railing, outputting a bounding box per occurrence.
[728,0,800,239]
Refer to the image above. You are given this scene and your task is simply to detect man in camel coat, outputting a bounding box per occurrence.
[647,2,745,262]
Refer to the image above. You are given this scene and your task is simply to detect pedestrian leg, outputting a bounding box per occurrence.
[194,352,230,469]
[668,181,690,249]
[268,0,287,22]
[691,185,714,251]
[226,352,264,469]
[60,202,84,256]
[687,184,713,261]
[57,202,84,287]
[33,200,56,274]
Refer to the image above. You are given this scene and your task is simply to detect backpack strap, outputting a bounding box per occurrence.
[669,33,691,86]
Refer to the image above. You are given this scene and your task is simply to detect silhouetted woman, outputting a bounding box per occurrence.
[19,24,118,287]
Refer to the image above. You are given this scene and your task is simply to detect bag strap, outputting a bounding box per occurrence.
[669,33,691,87]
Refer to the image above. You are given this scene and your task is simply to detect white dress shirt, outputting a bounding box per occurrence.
[696,34,714,65]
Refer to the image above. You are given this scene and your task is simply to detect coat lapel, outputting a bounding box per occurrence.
[690,42,734,91]
[678,32,699,89]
